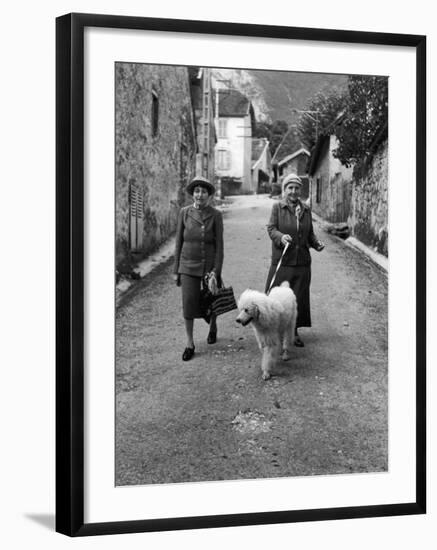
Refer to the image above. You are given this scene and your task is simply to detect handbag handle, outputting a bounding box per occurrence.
[267,242,289,294]
[205,271,225,294]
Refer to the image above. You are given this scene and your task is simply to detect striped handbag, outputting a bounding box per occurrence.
[203,273,237,317]
[210,283,238,316]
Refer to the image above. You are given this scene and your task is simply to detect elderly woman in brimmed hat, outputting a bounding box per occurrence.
[265,173,325,347]
[173,176,224,361]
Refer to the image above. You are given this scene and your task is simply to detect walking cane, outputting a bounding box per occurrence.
[267,242,289,294]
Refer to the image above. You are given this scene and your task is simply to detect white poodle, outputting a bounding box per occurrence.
[236,282,297,380]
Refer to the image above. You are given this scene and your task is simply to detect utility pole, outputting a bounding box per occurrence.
[212,79,232,198]
[292,108,321,209]
[271,125,295,164]
[201,67,211,179]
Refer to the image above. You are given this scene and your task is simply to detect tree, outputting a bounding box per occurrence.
[270,120,302,161]
[296,77,388,174]
[253,119,301,161]
[252,121,272,140]
[334,75,388,169]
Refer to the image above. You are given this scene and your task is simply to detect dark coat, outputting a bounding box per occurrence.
[174,204,224,277]
[267,199,323,266]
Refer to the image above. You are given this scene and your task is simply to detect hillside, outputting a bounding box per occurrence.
[212,68,347,124]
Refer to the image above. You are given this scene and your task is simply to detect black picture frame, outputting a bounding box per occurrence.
[56,12,426,537]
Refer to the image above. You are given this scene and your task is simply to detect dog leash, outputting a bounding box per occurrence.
[267,242,289,294]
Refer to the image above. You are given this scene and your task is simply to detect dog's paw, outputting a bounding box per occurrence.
[282,350,291,361]
[262,372,271,381]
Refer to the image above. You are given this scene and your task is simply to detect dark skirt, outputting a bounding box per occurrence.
[180,274,204,319]
[265,264,312,328]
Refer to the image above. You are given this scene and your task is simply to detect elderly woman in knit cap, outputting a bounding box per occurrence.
[265,173,325,347]
[173,176,224,361]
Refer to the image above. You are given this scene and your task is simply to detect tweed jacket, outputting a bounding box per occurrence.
[267,199,322,266]
[174,204,224,277]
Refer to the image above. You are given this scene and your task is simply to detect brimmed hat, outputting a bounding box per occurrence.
[282,173,302,194]
[186,176,216,196]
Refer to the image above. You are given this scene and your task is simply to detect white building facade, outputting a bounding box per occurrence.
[214,89,255,195]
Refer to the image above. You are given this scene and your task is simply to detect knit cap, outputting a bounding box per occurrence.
[282,173,302,194]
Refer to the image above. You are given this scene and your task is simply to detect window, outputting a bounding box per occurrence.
[316,176,322,203]
[151,90,159,137]
[218,119,227,138]
[217,149,230,170]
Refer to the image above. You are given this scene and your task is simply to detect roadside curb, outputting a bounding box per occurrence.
[116,238,176,306]
[344,237,388,273]
[312,212,388,274]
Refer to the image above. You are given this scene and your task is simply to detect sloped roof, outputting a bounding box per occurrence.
[308,110,347,175]
[277,147,310,166]
[308,134,331,176]
[218,89,251,117]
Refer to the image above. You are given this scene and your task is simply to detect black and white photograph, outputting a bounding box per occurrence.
[2,0,432,547]
[114,63,389,486]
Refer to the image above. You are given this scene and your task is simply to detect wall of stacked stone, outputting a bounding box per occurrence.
[115,63,197,267]
[349,140,388,256]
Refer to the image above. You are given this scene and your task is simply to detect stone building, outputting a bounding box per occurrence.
[115,63,215,269]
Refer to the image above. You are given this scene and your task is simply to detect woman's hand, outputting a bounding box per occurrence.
[173,274,181,286]
[281,234,293,246]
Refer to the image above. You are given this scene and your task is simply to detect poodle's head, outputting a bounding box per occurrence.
[236,290,262,326]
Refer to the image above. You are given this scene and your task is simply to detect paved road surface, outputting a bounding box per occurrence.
[115,194,388,485]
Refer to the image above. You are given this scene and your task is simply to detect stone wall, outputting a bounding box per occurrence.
[115,63,197,268]
[349,140,388,256]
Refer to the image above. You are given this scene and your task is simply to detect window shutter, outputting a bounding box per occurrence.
[226,150,231,170]
[130,183,138,249]
[129,182,144,250]
[136,187,143,249]
[219,119,227,138]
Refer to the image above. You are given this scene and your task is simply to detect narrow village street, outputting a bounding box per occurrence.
[115,194,388,486]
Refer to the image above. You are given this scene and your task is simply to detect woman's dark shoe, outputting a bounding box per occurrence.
[294,336,304,347]
[207,331,217,344]
[182,346,195,361]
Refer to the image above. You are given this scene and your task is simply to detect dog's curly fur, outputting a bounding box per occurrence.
[236,282,297,380]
